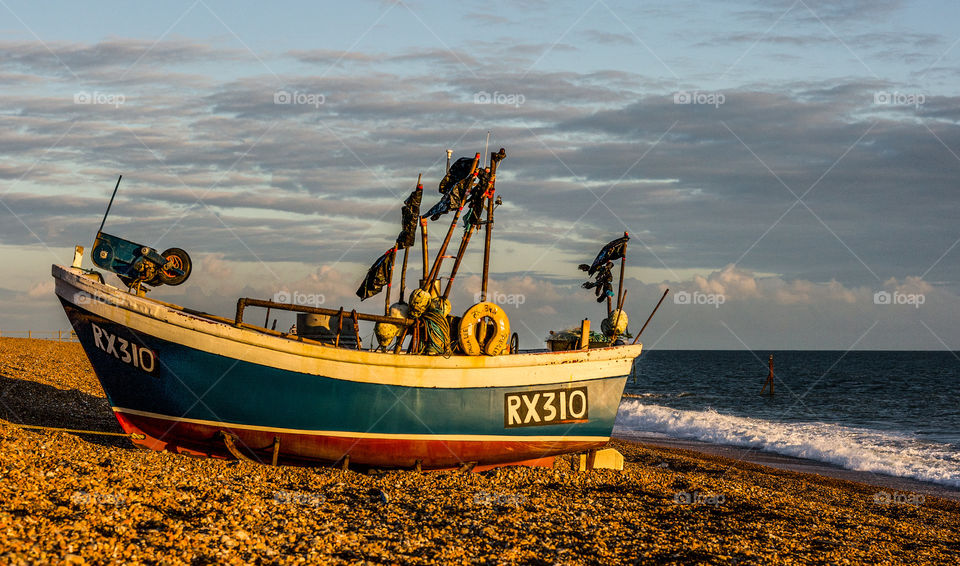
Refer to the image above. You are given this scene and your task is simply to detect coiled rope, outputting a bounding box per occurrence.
[421,307,451,356]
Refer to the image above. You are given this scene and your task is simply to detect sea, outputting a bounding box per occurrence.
[615,350,960,490]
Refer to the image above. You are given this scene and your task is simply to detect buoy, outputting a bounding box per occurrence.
[459,302,510,356]
[375,302,411,348]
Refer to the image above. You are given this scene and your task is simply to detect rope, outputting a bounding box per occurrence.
[421,308,451,356]
[0,420,145,440]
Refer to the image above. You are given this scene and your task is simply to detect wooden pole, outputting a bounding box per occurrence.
[420,217,429,282]
[384,248,396,315]
[579,319,590,350]
[442,224,477,299]
[632,289,669,345]
[481,149,506,301]
[761,354,775,395]
[423,153,479,290]
[399,247,410,303]
[609,289,628,344]
[399,175,421,303]
[616,232,628,316]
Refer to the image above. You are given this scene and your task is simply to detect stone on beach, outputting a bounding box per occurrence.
[1,337,959,564]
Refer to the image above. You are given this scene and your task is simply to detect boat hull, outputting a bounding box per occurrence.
[53,264,640,469]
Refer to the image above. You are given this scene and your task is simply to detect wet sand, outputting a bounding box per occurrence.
[616,432,960,502]
[1,337,959,564]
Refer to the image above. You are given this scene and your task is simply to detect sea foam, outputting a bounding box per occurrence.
[614,400,960,488]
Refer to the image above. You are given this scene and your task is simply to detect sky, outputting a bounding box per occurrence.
[2,0,960,350]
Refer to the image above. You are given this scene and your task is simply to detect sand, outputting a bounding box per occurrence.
[1,337,958,565]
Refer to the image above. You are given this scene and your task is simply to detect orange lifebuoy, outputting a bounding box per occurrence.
[458,302,510,356]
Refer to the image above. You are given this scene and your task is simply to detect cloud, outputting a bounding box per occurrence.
[26,280,54,298]
[3,29,960,348]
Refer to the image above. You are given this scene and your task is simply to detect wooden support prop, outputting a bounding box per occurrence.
[586,449,598,470]
[263,307,271,328]
[414,459,422,473]
[424,153,480,290]
[761,354,775,395]
[579,319,591,350]
[340,455,350,471]
[220,431,261,465]
[459,461,478,473]
[271,436,281,466]
[481,148,506,301]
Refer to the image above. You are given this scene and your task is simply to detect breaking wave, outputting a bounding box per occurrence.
[614,400,960,488]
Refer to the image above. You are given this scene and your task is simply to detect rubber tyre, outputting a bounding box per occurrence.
[157,248,192,286]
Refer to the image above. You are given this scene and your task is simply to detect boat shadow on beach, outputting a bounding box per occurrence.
[0,373,132,449]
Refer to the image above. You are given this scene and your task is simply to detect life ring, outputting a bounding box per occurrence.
[458,302,510,356]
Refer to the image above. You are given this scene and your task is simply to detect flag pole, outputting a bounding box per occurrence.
[420,217,429,283]
[384,247,396,315]
[423,153,480,291]
[399,174,421,302]
[481,148,506,302]
[616,231,628,315]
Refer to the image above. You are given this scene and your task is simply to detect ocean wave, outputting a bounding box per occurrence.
[614,400,960,488]
[622,392,695,400]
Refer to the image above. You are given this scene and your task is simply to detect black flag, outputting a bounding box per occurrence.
[439,157,475,194]
[578,234,629,276]
[463,168,490,227]
[356,248,396,300]
[423,157,475,221]
[396,185,422,249]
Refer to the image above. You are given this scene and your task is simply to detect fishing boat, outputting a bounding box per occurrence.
[52,148,649,470]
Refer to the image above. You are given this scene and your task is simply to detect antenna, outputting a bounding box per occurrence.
[97,175,122,235]
[483,131,491,166]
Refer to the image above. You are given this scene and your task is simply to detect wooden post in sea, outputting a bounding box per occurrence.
[761,354,775,395]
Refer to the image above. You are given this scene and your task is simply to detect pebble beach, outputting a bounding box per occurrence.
[1,337,959,565]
